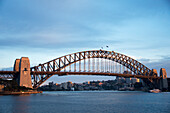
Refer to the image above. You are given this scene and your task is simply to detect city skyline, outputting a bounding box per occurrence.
[0,0,170,84]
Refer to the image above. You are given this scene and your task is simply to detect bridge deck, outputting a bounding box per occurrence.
[0,71,161,79]
[31,71,161,79]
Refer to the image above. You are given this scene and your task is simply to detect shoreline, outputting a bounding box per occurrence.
[0,91,42,95]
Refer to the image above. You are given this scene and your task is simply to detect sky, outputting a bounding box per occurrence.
[0,0,170,84]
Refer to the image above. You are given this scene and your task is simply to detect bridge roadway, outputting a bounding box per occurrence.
[0,71,161,79]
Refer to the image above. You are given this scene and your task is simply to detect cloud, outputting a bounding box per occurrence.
[0,34,121,50]
[144,59,170,77]
[132,56,170,77]
[137,58,151,63]
[161,56,170,60]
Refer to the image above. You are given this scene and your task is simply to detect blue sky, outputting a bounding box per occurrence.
[0,0,170,84]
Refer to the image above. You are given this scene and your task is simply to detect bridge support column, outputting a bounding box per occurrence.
[152,69,158,77]
[14,59,20,72]
[13,59,20,84]
[14,57,32,89]
[152,69,159,89]
[159,68,168,91]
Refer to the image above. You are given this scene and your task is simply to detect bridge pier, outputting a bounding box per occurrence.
[142,68,168,91]
[159,68,168,91]
[14,57,32,89]
[151,69,159,89]
[152,69,158,77]
[13,59,20,85]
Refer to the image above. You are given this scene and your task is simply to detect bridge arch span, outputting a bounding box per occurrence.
[31,50,156,88]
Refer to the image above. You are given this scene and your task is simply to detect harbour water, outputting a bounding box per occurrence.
[0,91,170,113]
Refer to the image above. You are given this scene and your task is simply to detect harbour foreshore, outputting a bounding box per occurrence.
[0,91,42,95]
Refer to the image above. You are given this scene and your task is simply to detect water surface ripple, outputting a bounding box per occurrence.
[0,91,170,113]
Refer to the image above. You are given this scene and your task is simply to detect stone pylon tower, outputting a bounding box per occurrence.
[14,57,32,89]
[159,68,168,91]
[14,59,20,85]
[151,69,159,88]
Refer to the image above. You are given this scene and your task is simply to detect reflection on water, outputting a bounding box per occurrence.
[0,91,170,113]
[0,95,31,113]
[12,95,30,113]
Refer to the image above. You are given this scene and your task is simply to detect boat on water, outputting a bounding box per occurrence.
[149,89,161,93]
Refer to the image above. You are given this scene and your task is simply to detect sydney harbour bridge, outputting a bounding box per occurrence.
[0,50,168,90]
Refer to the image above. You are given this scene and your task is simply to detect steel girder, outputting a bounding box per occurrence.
[31,50,156,88]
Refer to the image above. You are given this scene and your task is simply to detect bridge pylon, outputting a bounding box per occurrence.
[14,57,32,89]
[152,69,158,77]
[159,68,168,91]
[151,69,159,89]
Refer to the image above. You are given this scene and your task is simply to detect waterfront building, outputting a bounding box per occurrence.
[125,78,131,84]
[49,82,54,86]
[61,82,68,90]
[67,81,72,89]
[0,84,4,92]
[131,78,137,84]
[51,84,62,91]
[84,81,90,85]
[98,82,103,86]
[77,85,84,91]
[136,78,140,83]
[116,76,125,84]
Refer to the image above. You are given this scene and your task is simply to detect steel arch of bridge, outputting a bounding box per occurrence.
[31,50,157,88]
